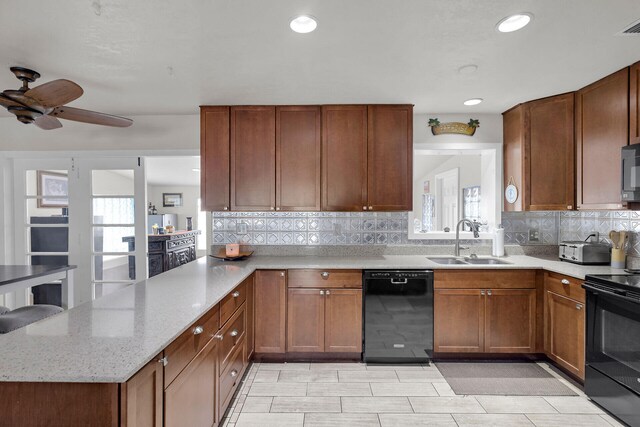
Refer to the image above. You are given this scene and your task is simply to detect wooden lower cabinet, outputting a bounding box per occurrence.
[164,339,218,427]
[246,274,255,361]
[434,282,536,353]
[325,288,362,352]
[287,288,325,352]
[545,290,585,380]
[434,289,485,353]
[254,270,287,353]
[485,289,536,353]
[122,355,164,427]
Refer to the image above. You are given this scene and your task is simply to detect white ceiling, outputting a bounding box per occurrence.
[0,0,639,117]
[146,156,200,186]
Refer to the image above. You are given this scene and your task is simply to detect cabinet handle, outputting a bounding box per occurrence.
[230,329,239,337]
[321,272,330,278]
[320,290,325,295]
[193,326,204,335]
[561,279,570,285]
[232,291,241,298]
[481,290,485,295]
[487,290,492,296]
[230,369,238,378]
[214,333,224,341]
[276,207,280,211]
[363,206,367,211]
[223,206,228,211]
[158,356,169,366]
[576,304,582,310]
[326,290,331,296]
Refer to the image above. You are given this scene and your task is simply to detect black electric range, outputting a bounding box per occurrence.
[583,274,640,427]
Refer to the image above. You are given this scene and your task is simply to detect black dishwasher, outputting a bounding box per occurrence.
[363,270,434,364]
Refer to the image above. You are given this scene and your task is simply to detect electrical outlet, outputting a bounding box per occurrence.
[528,228,540,243]
[236,222,249,234]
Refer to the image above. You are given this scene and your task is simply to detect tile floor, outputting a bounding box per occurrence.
[220,362,625,427]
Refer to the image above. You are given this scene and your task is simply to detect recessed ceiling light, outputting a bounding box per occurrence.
[192,168,200,172]
[496,13,533,33]
[458,64,478,74]
[290,15,318,33]
[464,98,483,106]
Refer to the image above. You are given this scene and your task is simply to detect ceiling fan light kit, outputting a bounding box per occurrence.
[0,67,133,130]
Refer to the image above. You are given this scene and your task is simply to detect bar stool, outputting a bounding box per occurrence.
[0,305,63,334]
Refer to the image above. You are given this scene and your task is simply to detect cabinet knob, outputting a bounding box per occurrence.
[368,206,373,210]
[326,290,331,296]
[487,290,492,296]
[271,207,275,210]
[363,206,367,211]
[280,271,285,277]
[230,369,238,378]
[193,326,204,335]
[230,329,239,337]
[214,333,224,341]
[320,290,325,295]
[158,356,169,366]
[481,290,485,295]
[561,279,570,285]
[232,291,241,298]
[576,304,582,310]
[223,206,228,211]
[321,272,330,279]
[567,205,572,210]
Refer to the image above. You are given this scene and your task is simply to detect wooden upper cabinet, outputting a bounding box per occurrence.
[322,105,368,211]
[367,105,413,211]
[503,94,574,211]
[502,104,525,212]
[527,94,575,210]
[484,289,536,353]
[121,355,164,427]
[276,106,321,211]
[576,67,630,210]
[254,270,287,353]
[631,61,640,145]
[230,106,276,211]
[200,107,230,211]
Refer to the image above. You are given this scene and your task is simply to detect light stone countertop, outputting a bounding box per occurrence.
[0,254,626,383]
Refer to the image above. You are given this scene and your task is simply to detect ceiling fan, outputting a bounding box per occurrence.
[0,67,133,130]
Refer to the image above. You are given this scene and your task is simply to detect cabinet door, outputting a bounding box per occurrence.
[325,289,362,352]
[485,289,536,353]
[287,289,325,352]
[322,105,368,211]
[631,61,640,145]
[502,105,525,212]
[576,68,629,210]
[201,107,230,211]
[546,291,585,380]
[367,105,413,211]
[526,94,575,210]
[164,339,217,427]
[254,270,287,353]
[276,106,321,211]
[121,355,163,427]
[434,289,484,353]
[230,106,276,211]
[246,274,255,361]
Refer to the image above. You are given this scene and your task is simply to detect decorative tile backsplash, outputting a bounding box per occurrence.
[212,210,640,254]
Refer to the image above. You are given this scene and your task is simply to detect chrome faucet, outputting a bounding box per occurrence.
[455,219,480,257]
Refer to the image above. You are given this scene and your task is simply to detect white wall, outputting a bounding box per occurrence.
[147,185,199,232]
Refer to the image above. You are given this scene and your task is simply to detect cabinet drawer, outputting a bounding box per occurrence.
[219,305,246,373]
[288,269,362,289]
[220,337,246,412]
[165,305,220,387]
[434,270,536,289]
[221,279,248,326]
[545,272,585,304]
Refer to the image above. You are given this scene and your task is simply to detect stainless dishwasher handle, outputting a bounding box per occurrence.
[390,278,408,284]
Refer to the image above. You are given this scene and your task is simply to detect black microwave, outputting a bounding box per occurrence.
[622,144,640,202]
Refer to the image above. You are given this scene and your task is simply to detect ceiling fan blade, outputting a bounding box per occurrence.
[34,114,63,130]
[52,106,133,127]
[25,79,83,108]
[0,93,24,109]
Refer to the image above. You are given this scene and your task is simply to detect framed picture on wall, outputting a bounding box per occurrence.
[163,193,183,207]
[37,171,68,208]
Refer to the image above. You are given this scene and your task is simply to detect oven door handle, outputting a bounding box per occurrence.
[583,283,640,304]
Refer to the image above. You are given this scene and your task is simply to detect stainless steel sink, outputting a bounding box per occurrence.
[427,257,469,265]
[463,257,512,265]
